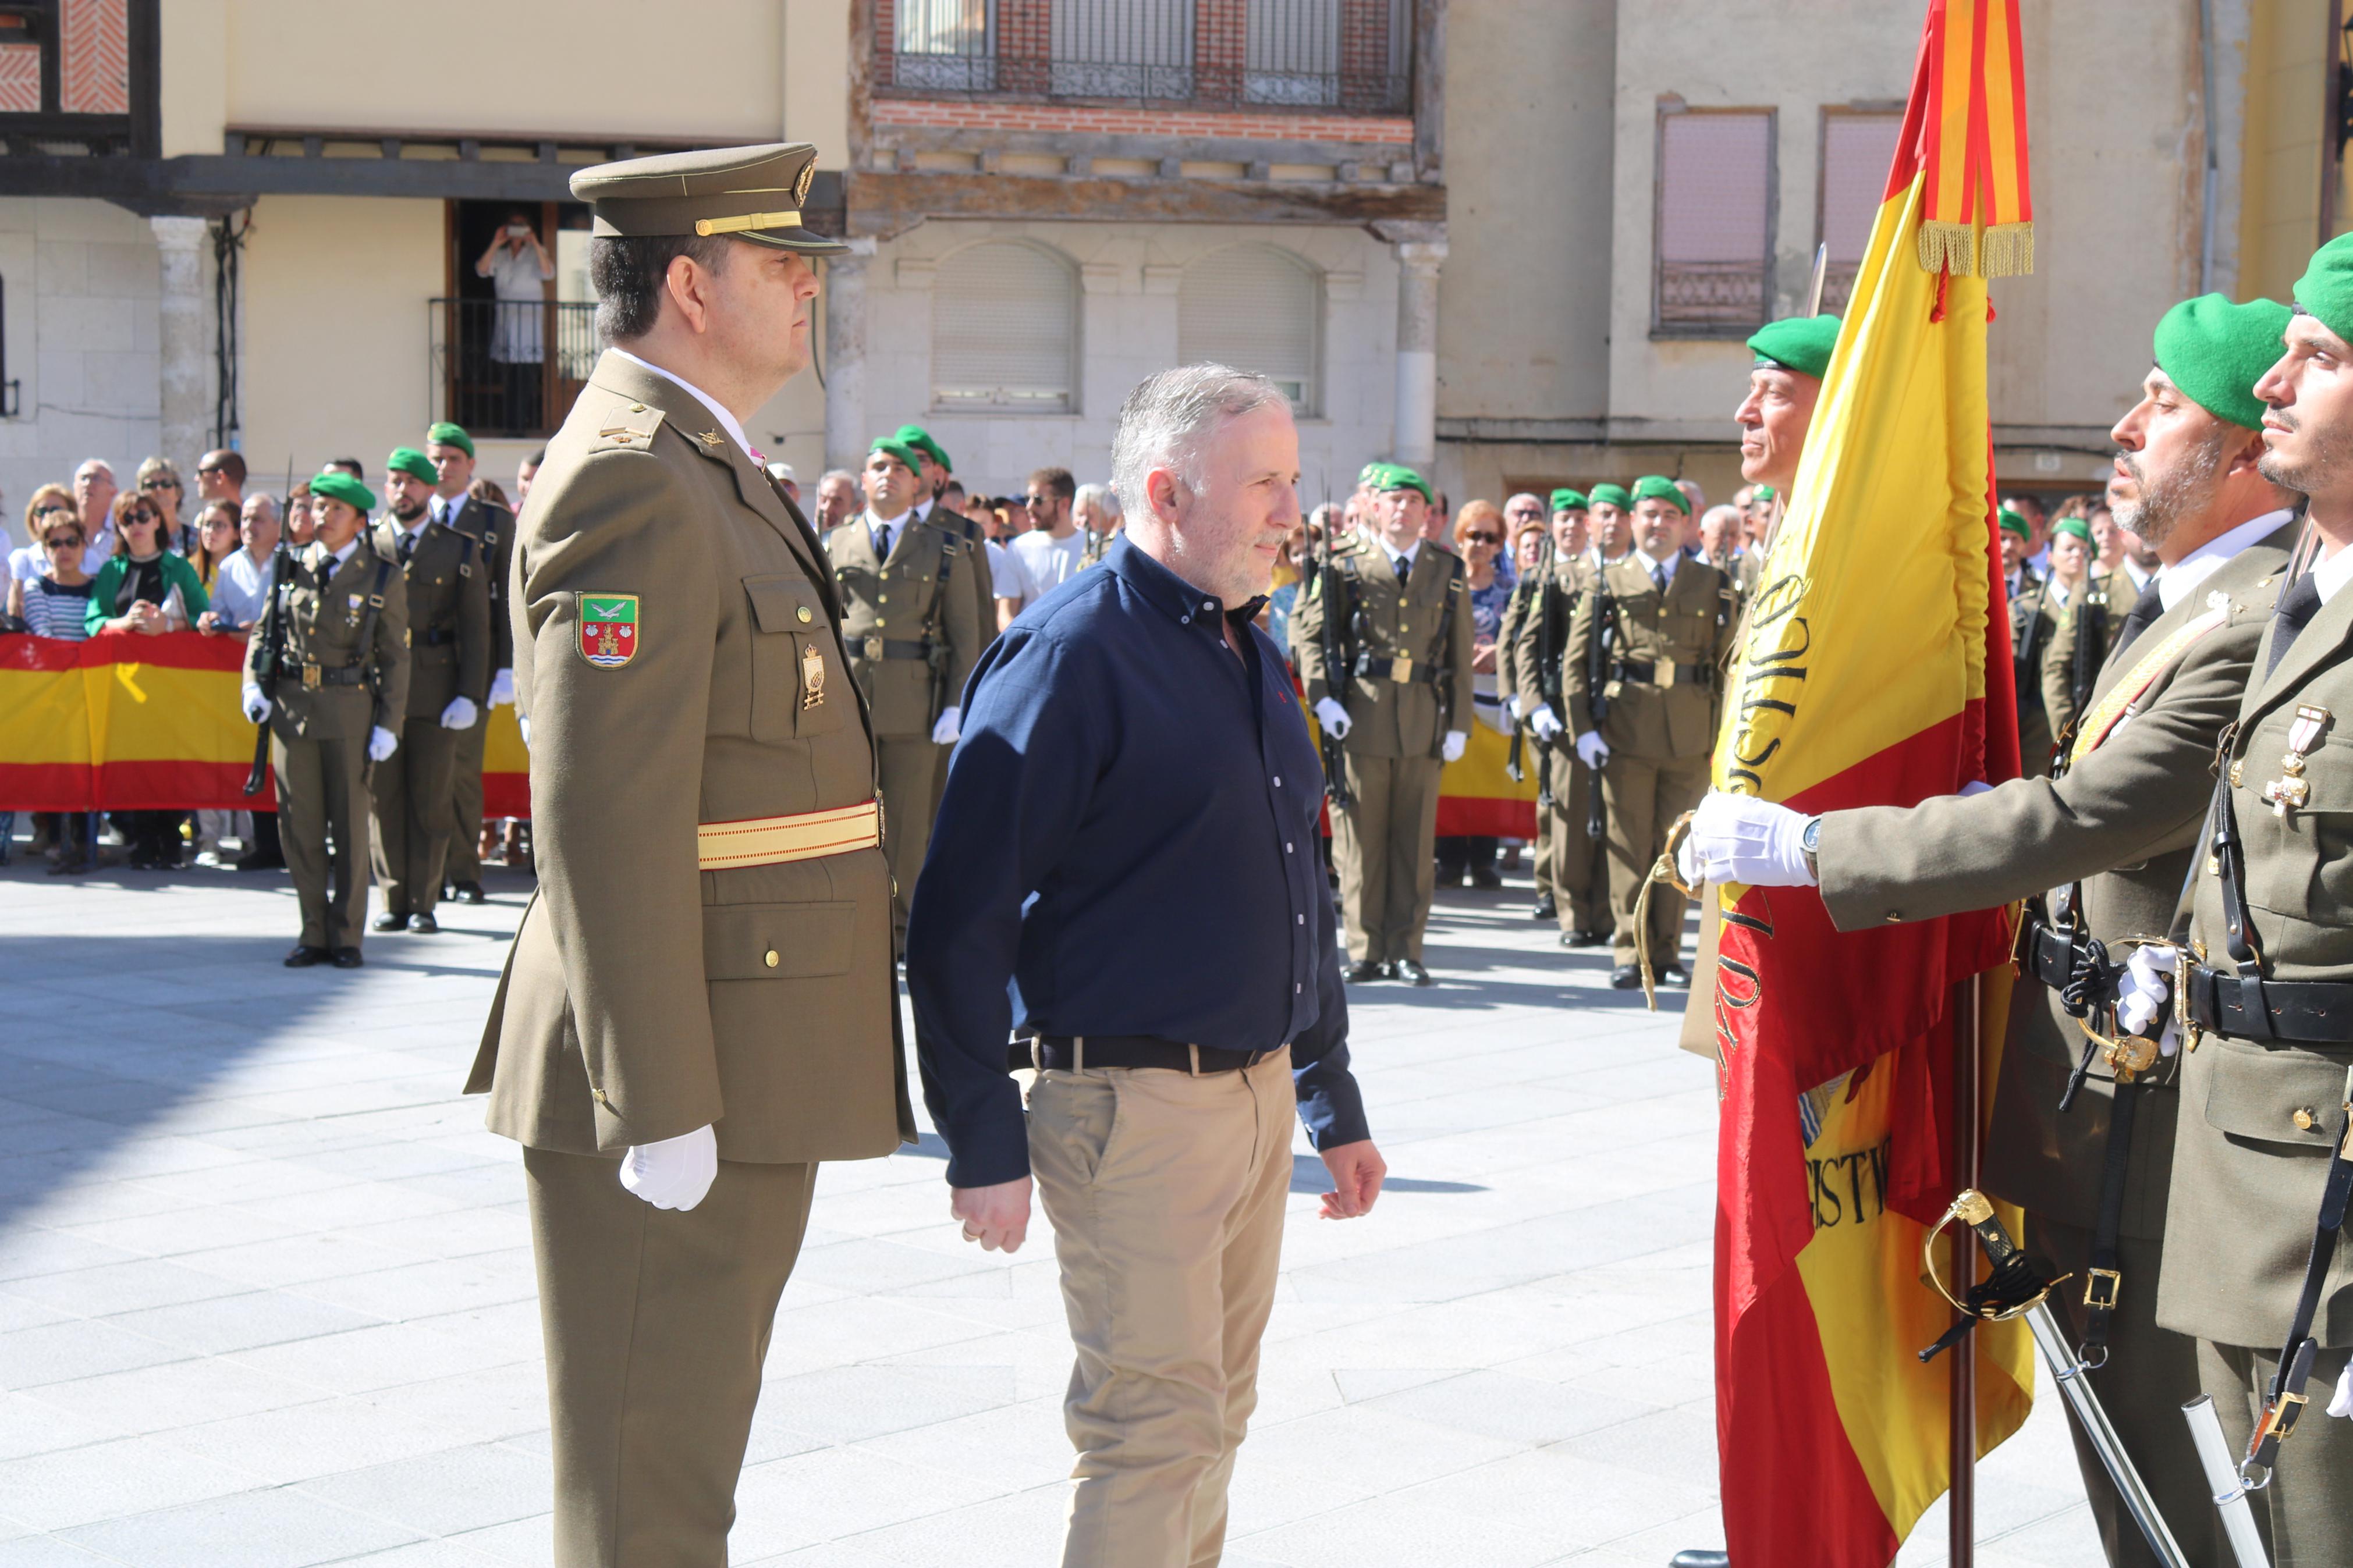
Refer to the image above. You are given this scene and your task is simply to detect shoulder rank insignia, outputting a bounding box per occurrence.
[579,593,640,669]
[597,402,665,450]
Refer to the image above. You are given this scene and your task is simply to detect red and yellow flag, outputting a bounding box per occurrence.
[1704,2,2036,1561]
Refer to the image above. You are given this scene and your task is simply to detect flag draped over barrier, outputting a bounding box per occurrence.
[1703,2,2036,1561]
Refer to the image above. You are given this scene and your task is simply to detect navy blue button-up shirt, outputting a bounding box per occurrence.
[906,536,1368,1189]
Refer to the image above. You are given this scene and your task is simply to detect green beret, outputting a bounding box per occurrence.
[1549,488,1587,513]
[424,422,473,458]
[2292,233,2353,348]
[1358,463,1383,486]
[1370,463,1433,503]
[2052,517,2093,545]
[1587,483,1632,510]
[1631,475,1691,515]
[386,447,438,485]
[2152,293,2293,431]
[1748,314,1842,380]
[892,424,951,472]
[1998,509,2030,540]
[310,470,376,514]
[868,436,924,473]
[1752,485,1777,502]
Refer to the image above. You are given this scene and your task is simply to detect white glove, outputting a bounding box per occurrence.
[1685,788,1816,887]
[439,695,478,731]
[1574,730,1609,770]
[488,667,516,707]
[931,706,961,745]
[518,716,530,748]
[1505,693,1523,723]
[1529,706,1565,742]
[241,685,270,725]
[2329,1357,2352,1420]
[1441,730,1467,763]
[367,726,398,762]
[2116,943,2181,1055]
[617,1123,718,1211]
[1676,829,1706,888]
[1314,696,1352,739]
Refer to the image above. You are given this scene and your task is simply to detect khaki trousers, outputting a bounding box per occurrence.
[1541,753,1606,935]
[2194,1337,2353,1568]
[876,735,941,943]
[445,708,488,883]
[1028,1048,1296,1568]
[523,1147,817,1568]
[1529,791,1555,902]
[1331,751,1442,965]
[274,730,373,951]
[1600,749,1708,967]
[370,715,460,916]
[2032,1217,2223,1568]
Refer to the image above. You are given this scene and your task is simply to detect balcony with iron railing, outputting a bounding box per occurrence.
[879,0,1412,116]
[429,297,598,440]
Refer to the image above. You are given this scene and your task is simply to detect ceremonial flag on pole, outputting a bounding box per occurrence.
[1703,2,2038,1562]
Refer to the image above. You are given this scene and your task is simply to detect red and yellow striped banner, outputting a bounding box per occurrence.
[1918,0,2034,277]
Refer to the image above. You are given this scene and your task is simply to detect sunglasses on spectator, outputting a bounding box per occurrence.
[1021,494,1049,507]
[44,535,84,550]
[140,477,179,491]
[123,507,159,526]
[34,502,70,516]
[195,464,228,478]
[1464,532,1503,545]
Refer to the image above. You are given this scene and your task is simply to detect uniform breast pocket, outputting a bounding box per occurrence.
[743,574,844,741]
[2244,730,2353,922]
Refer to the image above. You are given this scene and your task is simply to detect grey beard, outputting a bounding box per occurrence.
[2112,433,2227,549]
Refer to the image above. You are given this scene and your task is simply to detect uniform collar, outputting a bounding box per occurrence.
[2157,508,2296,612]
[608,347,754,458]
[1632,546,1678,582]
[2313,535,2353,606]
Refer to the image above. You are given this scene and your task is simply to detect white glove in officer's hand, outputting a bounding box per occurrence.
[1687,789,1816,887]
[240,685,270,725]
[439,695,478,731]
[1441,730,1467,763]
[2116,943,2181,1054]
[517,716,530,748]
[1574,730,1609,770]
[488,667,516,707]
[367,726,398,762]
[931,706,961,745]
[1505,694,1523,724]
[1314,697,1352,739]
[1676,829,1706,889]
[1529,706,1565,743]
[2330,1357,2353,1420]
[619,1123,718,1211]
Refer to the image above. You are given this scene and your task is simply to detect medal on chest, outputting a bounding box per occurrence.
[801,641,826,709]
[2262,704,2332,819]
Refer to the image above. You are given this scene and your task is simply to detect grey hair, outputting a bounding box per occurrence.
[819,468,859,488]
[1110,364,1289,520]
[1073,481,1122,518]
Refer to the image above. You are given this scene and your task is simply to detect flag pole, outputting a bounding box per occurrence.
[1949,973,1981,1565]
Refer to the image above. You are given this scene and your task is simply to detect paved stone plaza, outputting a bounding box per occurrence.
[0,855,2103,1566]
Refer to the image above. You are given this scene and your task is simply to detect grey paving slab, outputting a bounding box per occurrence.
[0,858,2104,1565]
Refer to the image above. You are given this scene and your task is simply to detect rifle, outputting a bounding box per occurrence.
[1428,553,1463,761]
[926,522,960,732]
[1584,571,1618,844]
[1316,550,1355,809]
[242,537,293,796]
[1532,564,1564,808]
[2069,581,2108,723]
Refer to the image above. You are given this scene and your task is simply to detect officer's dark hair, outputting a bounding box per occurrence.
[327,458,364,479]
[939,479,966,504]
[591,234,733,344]
[1027,467,1077,506]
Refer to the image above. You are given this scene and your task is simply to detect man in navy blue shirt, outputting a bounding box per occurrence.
[906,364,1383,1567]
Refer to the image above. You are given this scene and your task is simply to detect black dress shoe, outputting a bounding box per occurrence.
[1561,928,1607,949]
[1471,867,1504,890]
[1396,959,1433,986]
[283,944,328,968]
[1345,960,1386,983]
[1532,893,1557,920]
[1658,963,1691,989]
[331,947,365,969]
[371,912,409,933]
[453,880,487,905]
[1668,1552,1729,1568]
[1609,964,1643,990]
[408,912,439,934]
[233,853,286,872]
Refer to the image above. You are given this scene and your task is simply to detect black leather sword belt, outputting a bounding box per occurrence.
[2182,965,2353,1045]
[1352,650,1443,685]
[2021,915,2082,991]
[1010,1035,1280,1075]
[854,637,934,662]
[1610,659,1712,688]
[296,662,369,688]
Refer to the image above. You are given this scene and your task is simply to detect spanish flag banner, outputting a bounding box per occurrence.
[1704,2,2035,1561]
[1435,716,1539,838]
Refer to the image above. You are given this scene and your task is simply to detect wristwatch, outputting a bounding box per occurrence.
[1801,816,1822,881]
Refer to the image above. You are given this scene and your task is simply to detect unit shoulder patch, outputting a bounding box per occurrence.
[579,593,641,668]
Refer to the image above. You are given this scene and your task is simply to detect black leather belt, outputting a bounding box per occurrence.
[2022,916,2079,991]
[1009,1034,1278,1075]
[1610,660,1712,688]
[297,662,369,688]
[419,627,457,647]
[2184,965,2353,1045]
[1352,649,1442,684]
[852,636,932,662]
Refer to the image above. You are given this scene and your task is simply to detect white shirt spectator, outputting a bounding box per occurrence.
[211,546,274,630]
[485,244,551,364]
[1013,528,1089,598]
[986,538,1036,613]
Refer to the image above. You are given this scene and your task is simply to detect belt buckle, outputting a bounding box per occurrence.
[2082,1267,2121,1311]
[861,635,883,661]
[301,664,320,690]
[1390,655,1412,683]
[1655,659,1677,687]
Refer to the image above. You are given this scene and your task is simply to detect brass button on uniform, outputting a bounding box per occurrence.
[764,948,780,968]
[2294,1107,2317,1132]
[630,403,646,413]
[593,1088,612,1107]
[796,607,812,624]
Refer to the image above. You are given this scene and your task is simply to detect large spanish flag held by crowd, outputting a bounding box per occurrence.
[1702,2,2036,1562]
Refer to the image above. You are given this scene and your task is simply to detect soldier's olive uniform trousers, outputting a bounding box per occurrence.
[1529,797,1555,902]
[878,737,941,940]
[524,1149,817,1568]
[1541,758,1607,934]
[2192,1338,2353,1567]
[1332,753,1442,965]
[445,712,489,883]
[275,731,373,951]
[1601,749,1705,966]
[371,719,462,916]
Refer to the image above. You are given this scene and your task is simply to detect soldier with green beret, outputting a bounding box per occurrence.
[1292,460,1474,984]
[464,141,912,1565]
[2001,503,2064,776]
[417,419,514,904]
[243,471,410,969]
[1584,482,1634,568]
[882,424,996,828]
[365,445,489,934]
[824,433,985,944]
[1508,488,1611,946]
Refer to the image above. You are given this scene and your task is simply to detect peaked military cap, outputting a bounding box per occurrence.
[572,143,847,255]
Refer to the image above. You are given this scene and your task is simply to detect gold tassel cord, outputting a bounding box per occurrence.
[1633,811,1702,1011]
[1916,220,1979,278]
[1978,221,2035,278]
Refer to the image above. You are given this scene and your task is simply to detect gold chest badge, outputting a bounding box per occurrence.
[2262,705,2332,820]
[801,642,827,709]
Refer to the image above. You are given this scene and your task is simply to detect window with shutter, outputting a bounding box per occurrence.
[1178,247,1319,414]
[1051,0,1194,99]
[1652,107,1776,337]
[1816,111,1904,314]
[896,0,996,91]
[932,242,1079,414]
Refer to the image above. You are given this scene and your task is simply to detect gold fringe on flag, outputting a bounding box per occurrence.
[1976,221,2034,278]
[1916,221,1979,277]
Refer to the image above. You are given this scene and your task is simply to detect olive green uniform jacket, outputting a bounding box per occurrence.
[244,534,411,738]
[2040,566,2135,744]
[822,514,985,738]
[1290,536,1476,758]
[468,350,911,1164]
[2010,567,2060,775]
[1561,553,1738,758]
[382,516,492,719]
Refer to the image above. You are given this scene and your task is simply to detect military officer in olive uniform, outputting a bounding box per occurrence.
[465,143,912,1567]
[1508,489,1610,947]
[2003,509,2062,775]
[1292,462,1474,986]
[423,421,516,902]
[1497,492,1565,921]
[2044,535,2158,746]
[888,426,996,831]
[369,446,490,933]
[822,434,985,943]
[242,470,410,969]
[1562,475,1736,989]
[1685,291,2302,1568]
